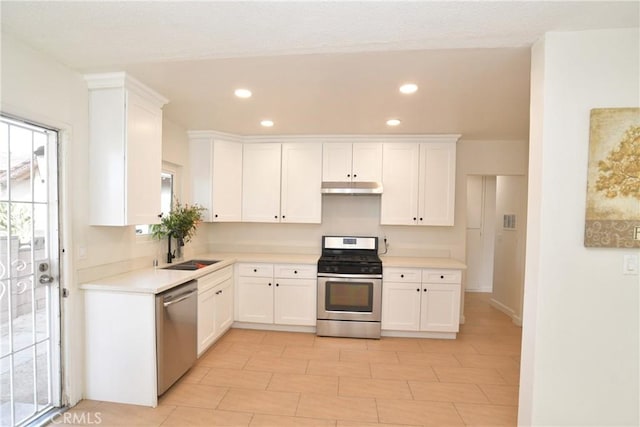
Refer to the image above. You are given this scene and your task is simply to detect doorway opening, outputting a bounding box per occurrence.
[465,174,528,325]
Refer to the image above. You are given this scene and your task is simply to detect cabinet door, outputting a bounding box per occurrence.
[212,140,243,222]
[87,74,166,226]
[419,283,461,332]
[125,91,163,225]
[380,143,420,225]
[352,143,383,182]
[213,277,234,338]
[418,142,456,226]
[381,282,421,331]
[197,287,216,356]
[274,278,316,326]
[237,277,274,323]
[322,143,352,181]
[281,143,322,223]
[242,143,282,222]
[189,137,215,221]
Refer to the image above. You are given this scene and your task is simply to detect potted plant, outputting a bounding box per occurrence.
[151,199,205,262]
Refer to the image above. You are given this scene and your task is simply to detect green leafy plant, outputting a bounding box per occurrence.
[150,200,205,244]
[0,203,32,243]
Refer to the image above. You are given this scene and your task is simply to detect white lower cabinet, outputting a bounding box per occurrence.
[382,267,461,334]
[236,263,316,326]
[197,266,234,356]
[381,280,422,330]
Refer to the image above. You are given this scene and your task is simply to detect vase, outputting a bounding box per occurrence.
[175,236,185,260]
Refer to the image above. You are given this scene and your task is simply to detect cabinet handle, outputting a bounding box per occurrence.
[276,283,279,287]
[214,214,218,218]
[419,217,423,221]
[294,270,298,274]
[353,174,357,178]
[268,283,272,286]
[157,213,162,218]
[282,215,286,219]
[416,288,420,292]
[253,268,257,272]
[400,274,404,278]
[413,217,417,221]
[440,275,444,279]
[274,215,278,219]
[347,173,351,178]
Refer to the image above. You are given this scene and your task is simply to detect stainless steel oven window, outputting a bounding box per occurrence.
[325,281,373,312]
[317,277,382,322]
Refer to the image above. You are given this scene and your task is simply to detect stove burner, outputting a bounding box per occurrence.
[317,236,382,276]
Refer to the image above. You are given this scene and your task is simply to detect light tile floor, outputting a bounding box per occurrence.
[58,292,522,426]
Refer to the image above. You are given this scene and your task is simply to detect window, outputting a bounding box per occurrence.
[135,170,175,235]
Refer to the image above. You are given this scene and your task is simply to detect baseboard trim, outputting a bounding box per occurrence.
[381,330,457,340]
[489,298,522,326]
[232,322,316,334]
[465,288,493,293]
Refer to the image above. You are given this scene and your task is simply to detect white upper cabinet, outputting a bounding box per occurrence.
[323,142,382,182]
[189,134,243,222]
[381,138,458,226]
[242,142,322,223]
[418,142,457,226]
[86,72,168,226]
[280,143,322,223]
[242,143,282,222]
[380,143,420,225]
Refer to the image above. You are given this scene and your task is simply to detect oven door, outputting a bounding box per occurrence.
[317,274,382,322]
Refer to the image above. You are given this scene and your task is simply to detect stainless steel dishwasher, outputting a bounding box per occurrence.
[156,280,198,395]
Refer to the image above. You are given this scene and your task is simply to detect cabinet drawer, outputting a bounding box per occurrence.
[274,264,317,279]
[238,263,274,278]
[422,269,462,284]
[198,266,233,293]
[384,268,421,283]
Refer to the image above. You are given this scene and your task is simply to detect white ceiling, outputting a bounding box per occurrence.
[2,1,638,139]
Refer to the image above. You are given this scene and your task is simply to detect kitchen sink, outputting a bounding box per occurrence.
[162,259,220,270]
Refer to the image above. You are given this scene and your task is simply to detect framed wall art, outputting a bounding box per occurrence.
[585,107,640,248]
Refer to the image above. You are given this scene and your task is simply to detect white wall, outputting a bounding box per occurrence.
[491,175,527,324]
[520,28,639,425]
[1,34,193,406]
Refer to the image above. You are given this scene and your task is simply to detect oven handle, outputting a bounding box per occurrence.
[318,273,382,280]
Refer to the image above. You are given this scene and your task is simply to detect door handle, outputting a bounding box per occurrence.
[39,274,55,284]
[163,290,197,307]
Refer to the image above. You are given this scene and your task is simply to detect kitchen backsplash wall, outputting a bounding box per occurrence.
[206,194,459,258]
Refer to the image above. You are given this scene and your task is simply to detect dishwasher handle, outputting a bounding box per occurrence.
[163,289,197,307]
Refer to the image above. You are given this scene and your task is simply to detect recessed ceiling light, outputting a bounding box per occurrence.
[260,120,274,127]
[234,88,252,98]
[386,119,401,126]
[399,83,418,94]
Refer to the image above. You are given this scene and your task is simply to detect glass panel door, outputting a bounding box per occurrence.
[0,115,60,426]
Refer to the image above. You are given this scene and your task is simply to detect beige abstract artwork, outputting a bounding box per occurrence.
[585,107,640,248]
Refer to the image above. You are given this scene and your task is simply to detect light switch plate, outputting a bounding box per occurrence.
[623,254,639,276]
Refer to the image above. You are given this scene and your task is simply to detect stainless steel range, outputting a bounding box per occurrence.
[316,236,382,339]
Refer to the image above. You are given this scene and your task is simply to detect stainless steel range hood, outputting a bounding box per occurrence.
[321,181,383,195]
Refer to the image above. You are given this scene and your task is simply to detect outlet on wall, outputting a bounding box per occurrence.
[623,254,639,276]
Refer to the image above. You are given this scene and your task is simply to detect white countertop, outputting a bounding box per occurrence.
[80,252,465,295]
